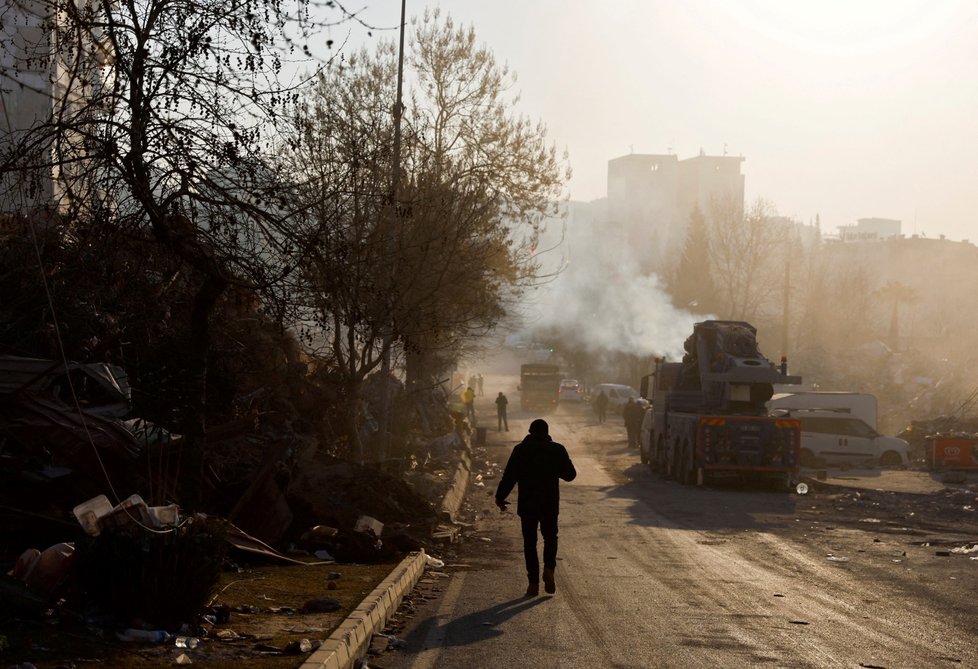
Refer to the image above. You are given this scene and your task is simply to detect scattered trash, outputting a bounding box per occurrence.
[314,549,335,561]
[326,571,342,580]
[372,632,407,650]
[175,652,193,665]
[425,555,446,568]
[935,550,951,557]
[117,628,171,643]
[950,544,978,554]
[773,593,785,597]
[8,543,75,598]
[300,598,342,613]
[789,620,810,625]
[283,638,316,654]
[354,515,384,538]
[796,483,809,495]
[858,518,881,523]
[826,556,850,563]
[175,636,199,649]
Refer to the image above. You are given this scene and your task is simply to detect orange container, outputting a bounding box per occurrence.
[928,436,978,470]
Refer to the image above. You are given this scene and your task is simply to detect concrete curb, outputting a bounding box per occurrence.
[299,550,427,669]
[299,436,473,669]
[439,444,473,523]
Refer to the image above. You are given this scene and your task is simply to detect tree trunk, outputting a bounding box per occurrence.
[180,274,227,510]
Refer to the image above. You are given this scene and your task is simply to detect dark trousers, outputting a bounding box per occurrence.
[520,513,558,583]
[497,408,508,431]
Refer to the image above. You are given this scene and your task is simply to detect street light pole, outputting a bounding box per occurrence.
[375,0,406,464]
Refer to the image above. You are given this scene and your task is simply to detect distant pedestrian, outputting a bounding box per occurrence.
[594,390,609,423]
[495,419,577,596]
[495,391,509,431]
[477,373,484,397]
[623,397,644,449]
[462,386,476,424]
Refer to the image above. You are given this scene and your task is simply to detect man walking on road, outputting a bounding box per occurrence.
[594,390,609,423]
[495,419,577,597]
[623,397,644,449]
[495,391,509,431]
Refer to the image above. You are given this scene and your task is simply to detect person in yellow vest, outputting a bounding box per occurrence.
[462,386,476,424]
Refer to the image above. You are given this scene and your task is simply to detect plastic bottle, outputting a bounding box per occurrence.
[174,636,199,649]
[117,629,170,643]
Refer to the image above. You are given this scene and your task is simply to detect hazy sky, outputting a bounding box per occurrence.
[329,0,978,241]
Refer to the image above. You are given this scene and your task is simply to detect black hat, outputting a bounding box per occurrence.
[528,419,549,436]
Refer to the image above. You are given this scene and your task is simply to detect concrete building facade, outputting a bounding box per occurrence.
[606,151,745,272]
[838,217,902,242]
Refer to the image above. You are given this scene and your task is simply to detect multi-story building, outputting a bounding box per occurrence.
[0,0,55,210]
[0,0,111,214]
[838,217,902,241]
[606,150,745,272]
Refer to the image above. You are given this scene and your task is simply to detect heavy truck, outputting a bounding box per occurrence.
[639,320,802,487]
[519,363,561,411]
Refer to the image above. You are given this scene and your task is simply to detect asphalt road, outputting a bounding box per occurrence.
[382,396,978,669]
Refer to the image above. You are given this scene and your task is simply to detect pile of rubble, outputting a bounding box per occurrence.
[0,353,476,649]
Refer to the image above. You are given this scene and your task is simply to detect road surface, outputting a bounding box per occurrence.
[383,394,978,668]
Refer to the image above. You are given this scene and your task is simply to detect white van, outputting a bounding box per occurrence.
[769,392,879,429]
[590,383,642,413]
[772,409,909,468]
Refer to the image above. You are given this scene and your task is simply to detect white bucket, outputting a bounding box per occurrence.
[72,495,113,536]
[147,504,179,528]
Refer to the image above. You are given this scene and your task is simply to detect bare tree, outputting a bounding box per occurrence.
[0,0,344,505]
[707,196,792,321]
[284,10,568,459]
[668,205,717,314]
[874,280,918,351]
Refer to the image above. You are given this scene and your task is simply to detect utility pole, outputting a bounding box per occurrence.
[781,257,790,359]
[375,0,407,464]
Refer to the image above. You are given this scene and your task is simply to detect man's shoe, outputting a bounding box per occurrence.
[525,582,539,597]
[543,567,556,594]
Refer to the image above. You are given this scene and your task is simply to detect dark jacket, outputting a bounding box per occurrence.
[495,434,576,517]
[624,401,645,429]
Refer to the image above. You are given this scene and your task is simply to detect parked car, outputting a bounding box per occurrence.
[590,383,642,413]
[771,409,909,468]
[558,379,585,402]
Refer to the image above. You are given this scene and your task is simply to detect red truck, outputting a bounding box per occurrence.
[640,321,802,488]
